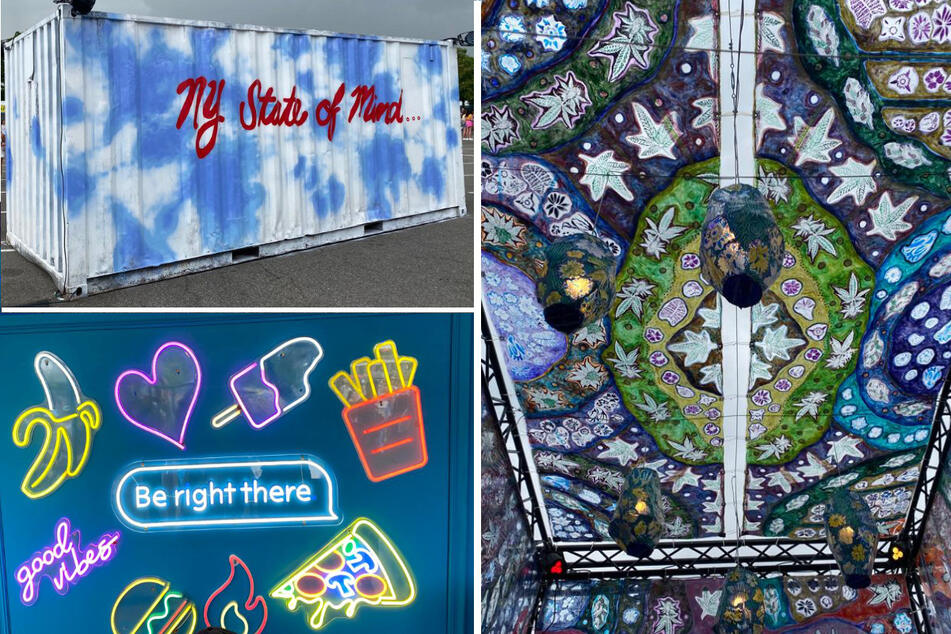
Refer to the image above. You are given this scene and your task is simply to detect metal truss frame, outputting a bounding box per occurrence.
[481,308,951,632]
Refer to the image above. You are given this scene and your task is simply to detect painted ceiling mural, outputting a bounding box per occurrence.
[482,0,725,540]
[748,0,951,539]
[537,574,917,633]
[482,0,951,547]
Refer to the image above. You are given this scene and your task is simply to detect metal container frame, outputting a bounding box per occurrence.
[3,6,467,297]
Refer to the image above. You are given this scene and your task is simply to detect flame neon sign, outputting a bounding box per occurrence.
[270,518,416,629]
[15,517,119,605]
[203,555,267,634]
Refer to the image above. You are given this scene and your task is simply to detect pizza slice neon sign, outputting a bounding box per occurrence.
[270,518,416,629]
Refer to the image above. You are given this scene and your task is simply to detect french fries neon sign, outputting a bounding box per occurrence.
[270,518,416,629]
[15,517,119,605]
[13,352,101,499]
[329,341,428,482]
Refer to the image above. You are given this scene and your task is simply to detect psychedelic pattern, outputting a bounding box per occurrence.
[481,407,541,634]
[481,0,951,565]
[918,437,951,633]
[482,0,725,541]
[539,574,917,633]
[748,0,951,539]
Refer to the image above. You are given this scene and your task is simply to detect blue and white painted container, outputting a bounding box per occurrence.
[3,6,466,296]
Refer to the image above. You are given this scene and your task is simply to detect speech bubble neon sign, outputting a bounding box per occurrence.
[270,518,416,630]
[114,456,339,531]
[15,517,120,605]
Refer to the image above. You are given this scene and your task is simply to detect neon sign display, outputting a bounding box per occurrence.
[115,342,202,450]
[329,340,428,482]
[111,577,197,634]
[203,555,267,634]
[114,456,338,530]
[13,352,101,499]
[212,337,323,430]
[270,518,416,630]
[15,517,119,605]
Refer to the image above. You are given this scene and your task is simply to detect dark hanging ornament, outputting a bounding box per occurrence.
[608,468,664,557]
[535,233,615,334]
[700,184,784,308]
[714,565,765,633]
[824,489,878,589]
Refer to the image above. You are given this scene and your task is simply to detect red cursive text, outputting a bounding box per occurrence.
[240,80,309,131]
[176,76,226,159]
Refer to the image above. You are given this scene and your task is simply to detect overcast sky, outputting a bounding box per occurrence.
[2,0,474,41]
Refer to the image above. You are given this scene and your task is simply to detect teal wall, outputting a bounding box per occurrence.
[0,313,473,633]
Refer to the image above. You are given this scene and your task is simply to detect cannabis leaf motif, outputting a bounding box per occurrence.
[608,341,642,379]
[826,331,856,369]
[636,393,670,422]
[640,207,686,258]
[615,279,655,318]
[833,272,870,319]
[669,436,707,462]
[792,215,837,261]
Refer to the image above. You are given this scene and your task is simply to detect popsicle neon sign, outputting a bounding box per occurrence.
[203,555,268,634]
[114,456,338,530]
[15,517,120,605]
[110,577,197,634]
[330,341,428,482]
[270,518,416,630]
[212,337,323,430]
[115,341,201,450]
[13,352,101,499]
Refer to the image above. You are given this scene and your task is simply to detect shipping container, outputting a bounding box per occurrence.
[2,6,466,296]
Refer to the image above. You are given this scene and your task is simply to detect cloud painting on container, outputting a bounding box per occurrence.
[3,9,466,293]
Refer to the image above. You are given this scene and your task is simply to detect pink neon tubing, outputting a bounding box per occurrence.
[114,341,201,450]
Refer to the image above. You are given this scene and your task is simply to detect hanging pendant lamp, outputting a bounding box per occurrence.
[714,565,765,633]
[608,468,665,557]
[535,233,616,334]
[824,489,878,589]
[700,184,784,308]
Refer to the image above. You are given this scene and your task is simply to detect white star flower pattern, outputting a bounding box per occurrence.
[482,104,520,153]
[588,3,658,82]
[521,71,592,129]
[578,150,634,201]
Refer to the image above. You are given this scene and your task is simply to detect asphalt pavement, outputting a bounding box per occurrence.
[1,140,474,308]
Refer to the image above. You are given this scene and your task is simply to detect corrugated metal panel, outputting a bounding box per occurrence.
[4,8,466,295]
[4,12,67,288]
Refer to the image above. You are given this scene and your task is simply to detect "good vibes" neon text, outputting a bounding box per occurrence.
[15,518,120,605]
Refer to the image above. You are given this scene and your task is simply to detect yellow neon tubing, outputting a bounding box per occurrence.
[12,400,101,499]
[111,577,170,634]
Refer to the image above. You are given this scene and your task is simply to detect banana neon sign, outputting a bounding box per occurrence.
[13,352,101,499]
